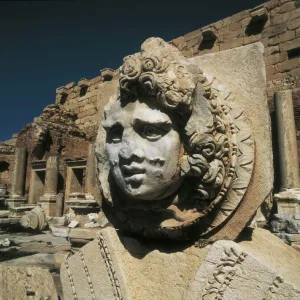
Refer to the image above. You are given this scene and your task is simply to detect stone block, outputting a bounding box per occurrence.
[268,72,286,80]
[219,37,243,50]
[229,22,242,31]
[0,265,58,299]
[268,30,295,45]
[61,227,300,300]
[280,1,297,13]
[183,29,201,42]
[288,16,300,30]
[243,34,262,44]
[288,67,300,76]
[297,27,300,36]
[267,65,276,75]
[279,38,300,51]
[262,23,287,38]
[265,45,280,55]
[265,52,287,65]
[188,43,272,241]
[276,58,300,72]
[273,8,300,25]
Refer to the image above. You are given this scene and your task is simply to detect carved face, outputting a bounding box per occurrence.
[103,96,183,201]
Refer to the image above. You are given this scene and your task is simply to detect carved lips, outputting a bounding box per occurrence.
[121,164,146,184]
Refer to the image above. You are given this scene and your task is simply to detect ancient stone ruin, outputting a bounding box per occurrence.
[1,0,300,299]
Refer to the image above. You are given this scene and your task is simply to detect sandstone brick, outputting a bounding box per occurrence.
[229,22,242,31]
[184,29,201,42]
[276,58,300,72]
[268,30,295,45]
[270,6,281,17]
[65,82,75,89]
[218,26,229,36]
[268,72,287,80]
[262,23,287,37]
[265,52,287,65]
[297,27,300,37]
[231,10,250,23]
[243,34,262,45]
[288,67,300,76]
[83,104,94,111]
[279,38,300,51]
[273,8,300,25]
[214,20,223,29]
[267,65,276,75]
[220,38,243,51]
[171,36,185,50]
[241,17,251,27]
[265,45,280,56]
[85,108,97,117]
[223,16,232,26]
[223,30,242,43]
[288,17,300,30]
[186,36,201,49]
[280,1,297,13]
[265,0,280,10]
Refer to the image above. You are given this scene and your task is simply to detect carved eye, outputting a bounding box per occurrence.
[108,126,123,144]
[142,125,163,141]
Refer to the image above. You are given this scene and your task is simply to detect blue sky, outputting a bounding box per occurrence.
[0,0,265,141]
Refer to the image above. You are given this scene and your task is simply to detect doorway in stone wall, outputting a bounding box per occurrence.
[29,161,46,204]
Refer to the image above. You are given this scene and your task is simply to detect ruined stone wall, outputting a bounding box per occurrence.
[55,72,119,140]
[170,0,300,107]
[0,151,14,193]
[170,0,300,170]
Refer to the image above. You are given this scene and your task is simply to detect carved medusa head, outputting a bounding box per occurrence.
[95,38,254,240]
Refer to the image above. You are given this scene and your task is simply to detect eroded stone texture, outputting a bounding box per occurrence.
[61,227,300,300]
[189,42,273,241]
[0,264,58,300]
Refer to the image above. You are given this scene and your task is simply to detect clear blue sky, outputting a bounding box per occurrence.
[0,0,265,141]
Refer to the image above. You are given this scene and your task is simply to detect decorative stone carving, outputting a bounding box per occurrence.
[95,37,254,240]
[20,206,47,231]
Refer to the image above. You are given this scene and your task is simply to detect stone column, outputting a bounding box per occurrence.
[39,156,59,216]
[85,143,96,200]
[274,90,300,214]
[7,148,27,208]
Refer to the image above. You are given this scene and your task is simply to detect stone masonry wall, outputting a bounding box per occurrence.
[55,71,119,140]
[170,0,300,169]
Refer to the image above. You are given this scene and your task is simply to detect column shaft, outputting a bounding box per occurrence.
[11,148,27,197]
[275,90,300,190]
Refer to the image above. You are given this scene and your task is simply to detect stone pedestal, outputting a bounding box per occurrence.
[39,156,59,216]
[85,143,96,200]
[66,192,100,225]
[274,90,300,214]
[7,148,27,208]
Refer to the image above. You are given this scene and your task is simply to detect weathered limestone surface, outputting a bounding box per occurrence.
[189,42,273,240]
[0,264,58,300]
[7,147,27,207]
[275,90,300,190]
[61,227,300,300]
[39,156,59,216]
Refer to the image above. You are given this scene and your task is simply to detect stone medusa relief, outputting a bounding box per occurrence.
[95,38,254,241]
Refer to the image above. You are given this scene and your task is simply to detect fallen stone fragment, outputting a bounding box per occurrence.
[0,264,58,300]
[50,225,70,238]
[20,206,47,231]
[0,237,10,248]
[68,220,79,228]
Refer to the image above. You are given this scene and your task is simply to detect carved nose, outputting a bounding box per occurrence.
[119,147,145,163]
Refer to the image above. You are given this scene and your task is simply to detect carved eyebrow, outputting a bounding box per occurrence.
[102,120,122,130]
[132,117,172,127]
